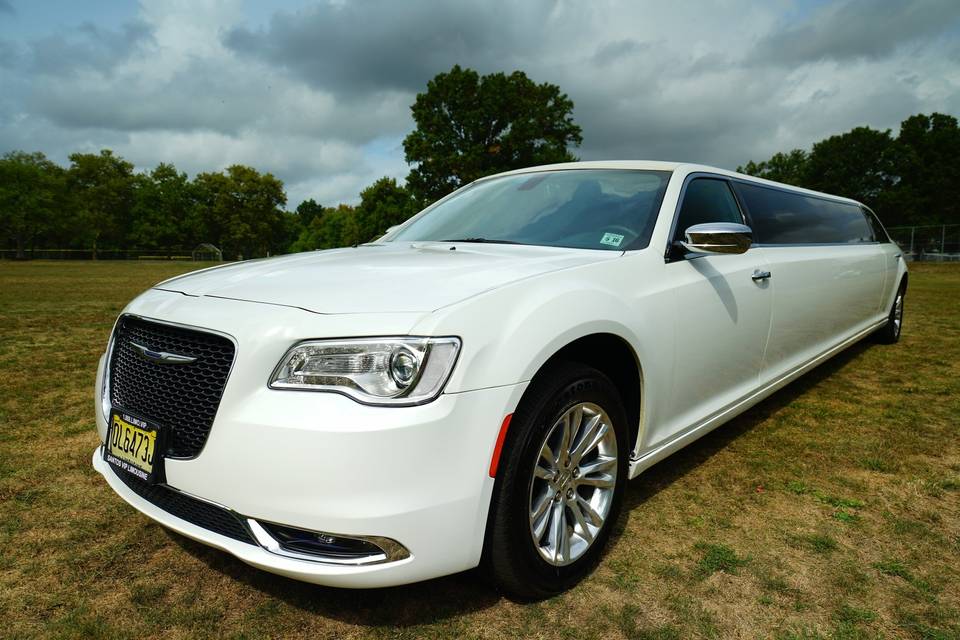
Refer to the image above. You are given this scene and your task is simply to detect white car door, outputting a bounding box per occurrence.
[732,182,885,379]
[642,176,773,448]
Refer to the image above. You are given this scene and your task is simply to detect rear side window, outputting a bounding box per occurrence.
[863,207,891,243]
[672,178,743,242]
[733,182,873,244]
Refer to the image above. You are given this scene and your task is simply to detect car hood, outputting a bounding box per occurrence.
[155,242,620,314]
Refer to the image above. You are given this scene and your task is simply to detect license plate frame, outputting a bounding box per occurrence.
[104,410,165,484]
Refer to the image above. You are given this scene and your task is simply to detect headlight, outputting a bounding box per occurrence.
[269,337,461,406]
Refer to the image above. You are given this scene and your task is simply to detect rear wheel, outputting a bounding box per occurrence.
[482,363,628,600]
[875,281,906,344]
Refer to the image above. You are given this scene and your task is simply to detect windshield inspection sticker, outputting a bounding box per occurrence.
[600,232,625,247]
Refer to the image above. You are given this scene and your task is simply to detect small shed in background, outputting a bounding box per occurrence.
[192,243,223,262]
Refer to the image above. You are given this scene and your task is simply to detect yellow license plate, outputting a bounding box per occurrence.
[106,413,159,482]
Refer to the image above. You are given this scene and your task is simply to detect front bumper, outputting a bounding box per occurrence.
[93,381,527,588]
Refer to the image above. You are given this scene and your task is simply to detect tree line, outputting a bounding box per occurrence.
[2,61,956,260]
[0,65,581,260]
[738,112,960,228]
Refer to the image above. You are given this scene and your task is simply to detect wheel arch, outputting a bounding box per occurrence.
[527,332,644,455]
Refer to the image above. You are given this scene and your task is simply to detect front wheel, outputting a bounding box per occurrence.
[875,281,906,344]
[482,363,629,600]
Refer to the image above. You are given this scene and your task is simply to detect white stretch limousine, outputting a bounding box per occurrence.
[92,161,906,599]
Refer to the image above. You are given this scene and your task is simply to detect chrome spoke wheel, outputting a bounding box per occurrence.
[528,402,618,566]
[893,292,903,335]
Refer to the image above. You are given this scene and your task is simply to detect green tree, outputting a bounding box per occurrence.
[403,65,582,204]
[737,149,808,186]
[882,113,960,226]
[295,198,325,228]
[0,151,65,258]
[66,149,136,258]
[130,163,196,251]
[271,209,303,255]
[192,165,287,259]
[354,177,417,242]
[804,126,895,207]
[291,204,360,252]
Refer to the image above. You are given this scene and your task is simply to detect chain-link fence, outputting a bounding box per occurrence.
[0,246,223,261]
[886,225,960,262]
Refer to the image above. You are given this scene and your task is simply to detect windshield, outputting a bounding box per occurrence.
[390,169,672,251]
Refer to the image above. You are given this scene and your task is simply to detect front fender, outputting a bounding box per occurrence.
[411,253,675,444]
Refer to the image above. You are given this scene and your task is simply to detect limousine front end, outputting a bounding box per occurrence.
[91,288,536,588]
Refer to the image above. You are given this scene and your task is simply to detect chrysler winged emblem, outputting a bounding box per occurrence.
[129,342,197,365]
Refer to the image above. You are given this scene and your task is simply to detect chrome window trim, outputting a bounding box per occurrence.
[750,242,882,248]
[663,172,749,263]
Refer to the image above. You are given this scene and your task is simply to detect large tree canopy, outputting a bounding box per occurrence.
[881,113,960,227]
[129,163,196,250]
[0,151,64,259]
[66,149,136,258]
[403,65,583,204]
[804,126,895,204]
[737,149,808,187]
[739,113,959,228]
[193,165,287,260]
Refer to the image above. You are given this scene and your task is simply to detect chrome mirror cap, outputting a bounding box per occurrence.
[680,222,753,255]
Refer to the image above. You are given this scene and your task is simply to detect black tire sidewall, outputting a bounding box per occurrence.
[878,282,905,344]
[486,363,629,598]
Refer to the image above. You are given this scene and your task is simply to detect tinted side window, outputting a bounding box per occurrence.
[863,207,890,243]
[733,182,873,244]
[673,179,743,242]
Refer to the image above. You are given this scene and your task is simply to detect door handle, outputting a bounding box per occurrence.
[751,269,772,281]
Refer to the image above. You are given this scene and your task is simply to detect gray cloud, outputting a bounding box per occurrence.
[0,38,19,68]
[0,0,958,208]
[753,0,960,65]
[223,0,546,95]
[28,20,153,77]
[591,39,650,67]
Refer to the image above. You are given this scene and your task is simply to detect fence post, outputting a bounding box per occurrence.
[942,225,947,260]
[909,227,915,256]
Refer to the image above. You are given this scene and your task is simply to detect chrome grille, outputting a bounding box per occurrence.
[109,315,235,458]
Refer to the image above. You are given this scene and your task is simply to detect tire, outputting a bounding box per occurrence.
[481,362,629,600]
[875,281,906,344]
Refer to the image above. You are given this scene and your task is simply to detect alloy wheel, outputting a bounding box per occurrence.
[527,402,618,566]
[893,291,904,335]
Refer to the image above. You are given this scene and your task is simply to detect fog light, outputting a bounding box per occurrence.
[248,519,409,565]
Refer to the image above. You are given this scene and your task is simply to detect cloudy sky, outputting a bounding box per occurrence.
[1,0,959,207]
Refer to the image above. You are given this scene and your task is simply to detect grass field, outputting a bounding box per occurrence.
[0,260,958,640]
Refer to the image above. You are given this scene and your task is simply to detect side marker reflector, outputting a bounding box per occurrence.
[488,414,513,478]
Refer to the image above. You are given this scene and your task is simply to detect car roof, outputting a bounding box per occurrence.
[482,160,863,207]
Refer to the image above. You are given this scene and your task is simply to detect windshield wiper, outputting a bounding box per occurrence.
[440,237,525,245]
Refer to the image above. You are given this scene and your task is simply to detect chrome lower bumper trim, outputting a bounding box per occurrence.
[100,446,409,567]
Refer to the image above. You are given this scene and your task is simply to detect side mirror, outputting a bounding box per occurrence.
[680,222,752,255]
